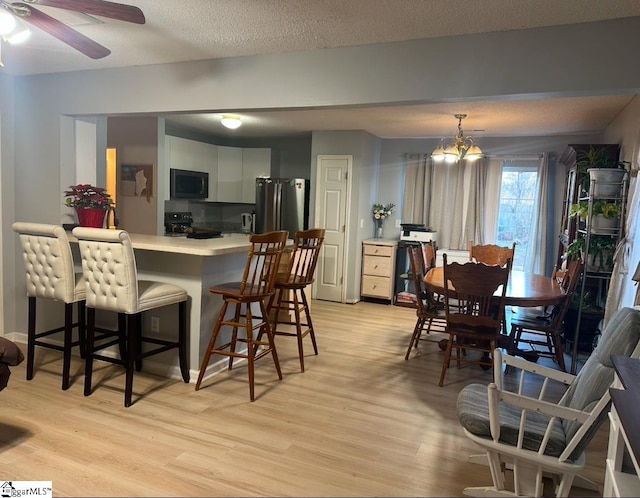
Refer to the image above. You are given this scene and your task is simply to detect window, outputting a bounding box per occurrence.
[496,163,539,271]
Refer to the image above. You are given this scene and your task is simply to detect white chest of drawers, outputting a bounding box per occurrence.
[361,240,397,302]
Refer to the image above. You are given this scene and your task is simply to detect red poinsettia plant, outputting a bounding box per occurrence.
[64,184,114,210]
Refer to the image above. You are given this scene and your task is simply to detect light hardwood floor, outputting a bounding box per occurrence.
[0,300,606,497]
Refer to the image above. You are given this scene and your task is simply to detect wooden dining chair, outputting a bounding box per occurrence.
[469,240,516,268]
[507,258,584,372]
[439,254,511,387]
[405,245,446,360]
[421,240,437,270]
[195,230,288,401]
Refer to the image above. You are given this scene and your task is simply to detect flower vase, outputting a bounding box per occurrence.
[76,207,107,228]
[375,222,384,239]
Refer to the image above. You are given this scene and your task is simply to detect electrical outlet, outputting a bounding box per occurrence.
[395,219,401,228]
[151,316,160,333]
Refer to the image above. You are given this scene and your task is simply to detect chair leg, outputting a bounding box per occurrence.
[292,289,306,372]
[439,336,454,387]
[246,304,256,401]
[260,299,282,381]
[26,296,36,381]
[117,313,127,361]
[84,308,96,397]
[178,300,189,383]
[300,288,318,356]
[124,314,139,407]
[195,301,228,390]
[228,302,242,371]
[77,301,87,359]
[405,317,425,360]
[552,332,567,372]
[62,303,73,390]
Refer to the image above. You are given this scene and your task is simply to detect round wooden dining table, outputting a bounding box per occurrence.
[424,267,565,307]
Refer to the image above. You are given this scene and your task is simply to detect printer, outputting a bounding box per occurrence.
[400,223,437,243]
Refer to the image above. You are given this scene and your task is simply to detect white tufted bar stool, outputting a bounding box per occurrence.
[72,227,189,407]
[12,222,86,390]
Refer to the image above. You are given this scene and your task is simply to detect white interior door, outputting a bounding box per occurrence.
[314,155,351,302]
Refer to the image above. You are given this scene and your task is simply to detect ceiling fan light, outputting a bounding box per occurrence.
[5,24,30,44]
[0,11,16,36]
[221,115,242,129]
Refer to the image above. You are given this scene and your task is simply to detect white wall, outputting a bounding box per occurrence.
[602,95,640,308]
[4,17,640,333]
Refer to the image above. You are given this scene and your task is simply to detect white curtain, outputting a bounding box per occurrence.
[403,154,494,250]
[481,159,504,244]
[522,153,550,274]
[605,173,639,323]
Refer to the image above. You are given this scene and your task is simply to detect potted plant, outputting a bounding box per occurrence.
[575,145,628,197]
[64,184,114,228]
[569,200,620,230]
[566,234,617,272]
[563,290,604,353]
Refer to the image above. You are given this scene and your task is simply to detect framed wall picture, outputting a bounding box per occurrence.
[120,164,153,201]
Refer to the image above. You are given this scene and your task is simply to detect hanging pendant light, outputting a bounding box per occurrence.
[431,114,483,162]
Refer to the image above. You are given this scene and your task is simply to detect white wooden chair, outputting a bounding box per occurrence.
[456,306,640,497]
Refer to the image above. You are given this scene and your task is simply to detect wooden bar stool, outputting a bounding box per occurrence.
[195,231,288,401]
[73,227,189,407]
[12,222,86,390]
[267,228,325,372]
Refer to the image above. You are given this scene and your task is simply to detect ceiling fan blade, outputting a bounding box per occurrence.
[18,4,111,59]
[24,0,145,24]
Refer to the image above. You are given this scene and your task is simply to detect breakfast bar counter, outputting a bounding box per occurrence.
[124,233,253,256]
[71,232,256,383]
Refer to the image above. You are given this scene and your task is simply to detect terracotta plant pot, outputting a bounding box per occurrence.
[76,208,106,228]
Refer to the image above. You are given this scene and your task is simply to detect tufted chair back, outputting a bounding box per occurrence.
[72,228,139,314]
[13,222,82,304]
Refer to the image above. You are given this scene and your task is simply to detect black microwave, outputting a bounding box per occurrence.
[170,168,209,199]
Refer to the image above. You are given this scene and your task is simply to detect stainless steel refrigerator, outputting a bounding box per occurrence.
[255,178,309,234]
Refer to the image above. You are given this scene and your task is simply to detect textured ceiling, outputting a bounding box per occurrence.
[4,0,640,138]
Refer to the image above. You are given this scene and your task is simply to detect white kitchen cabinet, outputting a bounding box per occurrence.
[165,135,218,200]
[165,136,270,203]
[242,148,271,203]
[218,146,271,203]
[217,145,243,202]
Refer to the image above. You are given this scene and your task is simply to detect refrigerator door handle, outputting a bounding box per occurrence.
[274,182,282,231]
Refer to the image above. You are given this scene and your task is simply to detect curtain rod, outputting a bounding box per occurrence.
[486,154,543,160]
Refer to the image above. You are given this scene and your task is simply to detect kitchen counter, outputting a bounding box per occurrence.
[126,232,252,256]
[69,230,274,384]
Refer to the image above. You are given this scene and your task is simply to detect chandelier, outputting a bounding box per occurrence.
[431,114,483,163]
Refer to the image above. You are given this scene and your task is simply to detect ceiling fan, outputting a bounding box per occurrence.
[0,0,145,59]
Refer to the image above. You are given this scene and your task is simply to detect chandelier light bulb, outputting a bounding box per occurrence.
[431,114,483,162]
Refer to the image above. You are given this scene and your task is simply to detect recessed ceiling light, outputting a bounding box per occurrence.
[221,115,242,129]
